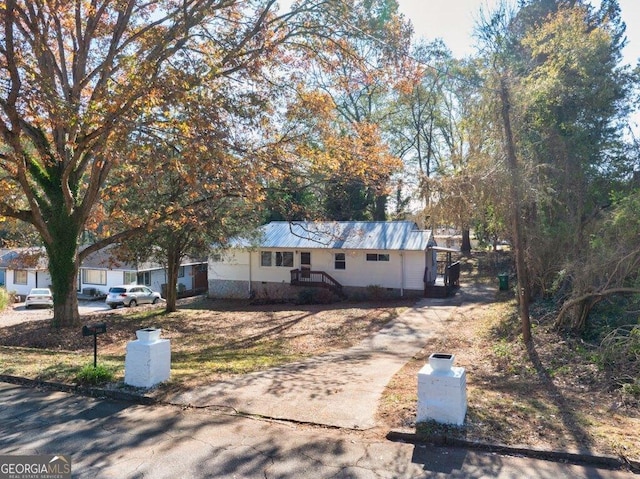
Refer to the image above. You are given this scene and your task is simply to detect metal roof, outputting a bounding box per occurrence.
[235,221,436,251]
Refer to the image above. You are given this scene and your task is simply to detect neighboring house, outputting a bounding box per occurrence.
[0,245,208,300]
[208,221,441,300]
[0,248,51,298]
[80,247,209,298]
[78,247,138,298]
[136,257,209,297]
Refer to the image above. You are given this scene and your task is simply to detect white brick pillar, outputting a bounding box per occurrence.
[124,328,171,388]
[417,353,467,426]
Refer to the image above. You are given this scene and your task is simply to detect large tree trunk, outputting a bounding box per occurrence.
[461,228,472,255]
[372,194,387,221]
[46,237,81,328]
[165,247,181,313]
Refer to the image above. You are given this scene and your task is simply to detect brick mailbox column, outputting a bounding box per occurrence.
[124,328,171,388]
[417,353,467,426]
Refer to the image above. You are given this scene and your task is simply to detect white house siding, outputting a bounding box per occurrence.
[78,269,130,296]
[404,251,431,290]
[35,271,52,289]
[147,269,166,293]
[208,251,252,298]
[209,248,434,299]
[5,270,39,297]
[178,265,193,290]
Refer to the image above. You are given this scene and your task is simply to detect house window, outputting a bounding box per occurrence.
[123,271,137,284]
[334,253,346,270]
[366,254,390,262]
[137,271,151,286]
[260,251,272,267]
[276,252,294,267]
[261,251,293,267]
[178,266,185,278]
[82,269,106,285]
[14,270,28,285]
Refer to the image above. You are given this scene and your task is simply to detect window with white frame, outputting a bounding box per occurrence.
[82,269,106,285]
[14,270,28,285]
[123,271,137,284]
[334,253,346,270]
[366,253,390,262]
[178,266,185,278]
[260,251,293,267]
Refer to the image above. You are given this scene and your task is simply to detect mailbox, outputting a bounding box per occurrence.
[82,323,107,337]
[82,323,107,367]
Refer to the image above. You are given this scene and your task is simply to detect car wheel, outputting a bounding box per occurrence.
[129,299,137,307]
[24,305,29,309]
[152,297,159,304]
[109,304,118,309]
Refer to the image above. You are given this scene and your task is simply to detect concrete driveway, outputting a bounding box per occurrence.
[1,301,116,327]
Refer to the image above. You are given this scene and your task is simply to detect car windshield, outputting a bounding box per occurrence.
[30,289,50,295]
[109,287,127,293]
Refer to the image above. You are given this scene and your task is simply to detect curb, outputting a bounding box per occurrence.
[387,430,640,474]
[3,375,638,474]
[0,375,157,406]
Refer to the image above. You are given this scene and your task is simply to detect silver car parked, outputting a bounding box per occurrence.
[25,288,54,309]
[106,285,162,309]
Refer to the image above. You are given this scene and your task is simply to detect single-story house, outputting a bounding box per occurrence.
[1,245,208,299]
[79,246,209,298]
[0,248,51,297]
[208,221,441,300]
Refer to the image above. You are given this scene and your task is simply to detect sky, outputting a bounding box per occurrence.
[396,0,640,66]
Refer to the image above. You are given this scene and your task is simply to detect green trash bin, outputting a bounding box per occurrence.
[498,273,509,291]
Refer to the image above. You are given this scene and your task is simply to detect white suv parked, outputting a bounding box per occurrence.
[106,285,162,309]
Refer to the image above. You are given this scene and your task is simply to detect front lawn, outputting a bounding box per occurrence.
[0,298,411,394]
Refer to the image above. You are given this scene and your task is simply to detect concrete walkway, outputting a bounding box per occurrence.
[167,297,459,430]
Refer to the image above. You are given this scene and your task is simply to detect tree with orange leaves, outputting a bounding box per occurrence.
[0,0,294,326]
[0,0,411,327]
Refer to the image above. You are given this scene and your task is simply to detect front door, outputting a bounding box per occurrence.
[300,252,311,278]
[194,264,208,290]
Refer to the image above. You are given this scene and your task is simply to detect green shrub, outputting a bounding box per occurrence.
[76,364,114,386]
[296,288,336,305]
[621,380,640,404]
[296,289,315,305]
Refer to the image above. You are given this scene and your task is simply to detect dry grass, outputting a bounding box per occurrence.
[0,298,411,392]
[377,282,640,462]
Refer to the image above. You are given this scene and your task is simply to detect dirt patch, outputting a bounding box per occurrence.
[377,280,640,462]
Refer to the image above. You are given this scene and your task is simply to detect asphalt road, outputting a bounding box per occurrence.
[0,383,633,479]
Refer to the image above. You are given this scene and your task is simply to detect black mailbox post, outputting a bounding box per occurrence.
[82,323,107,367]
